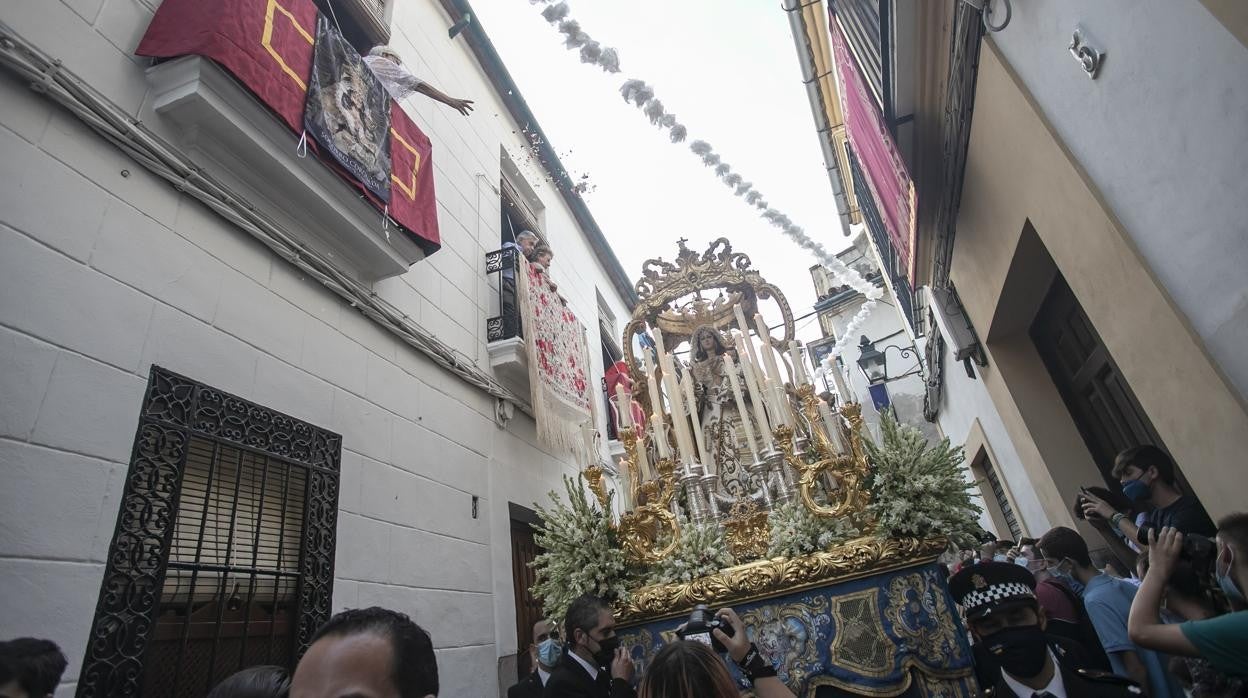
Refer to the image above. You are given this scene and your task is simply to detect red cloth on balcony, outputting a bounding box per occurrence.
[829,14,917,283]
[137,0,440,255]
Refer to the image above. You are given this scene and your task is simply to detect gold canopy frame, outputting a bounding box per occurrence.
[620,238,797,397]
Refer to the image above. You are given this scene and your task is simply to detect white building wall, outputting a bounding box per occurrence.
[988,0,1248,403]
[934,340,1052,538]
[0,0,631,695]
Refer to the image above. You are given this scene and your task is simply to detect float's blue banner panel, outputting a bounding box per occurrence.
[618,562,976,696]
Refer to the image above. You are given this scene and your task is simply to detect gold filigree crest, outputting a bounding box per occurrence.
[620,238,797,402]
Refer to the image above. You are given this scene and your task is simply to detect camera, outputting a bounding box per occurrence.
[675,604,734,653]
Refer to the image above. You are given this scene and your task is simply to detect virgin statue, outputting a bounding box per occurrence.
[688,324,761,497]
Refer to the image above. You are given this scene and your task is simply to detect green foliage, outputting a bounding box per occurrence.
[767,499,860,558]
[865,412,983,548]
[530,475,629,628]
[646,519,733,585]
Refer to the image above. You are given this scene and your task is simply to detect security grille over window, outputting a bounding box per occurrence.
[79,366,341,697]
[982,457,1023,540]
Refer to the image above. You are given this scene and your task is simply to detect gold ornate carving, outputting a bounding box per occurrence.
[621,238,796,400]
[775,416,873,522]
[615,536,947,624]
[582,463,610,511]
[722,499,770,562]
[617,456,682,565]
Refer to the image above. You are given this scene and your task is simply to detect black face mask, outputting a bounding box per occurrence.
[591,635,620,667]
[985,625,1049,678]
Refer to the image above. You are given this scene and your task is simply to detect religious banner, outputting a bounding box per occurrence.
[517,256,595,456]
[303,16,392,202]
[136,0,440,254]
[829,15,918,284]
[618,562,977,697]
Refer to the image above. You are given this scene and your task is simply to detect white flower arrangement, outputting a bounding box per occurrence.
[646,519,733,585]
[865,412,983,548]
[767,500,860,559]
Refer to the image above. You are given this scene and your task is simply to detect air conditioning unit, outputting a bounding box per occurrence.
[921,285,980,361]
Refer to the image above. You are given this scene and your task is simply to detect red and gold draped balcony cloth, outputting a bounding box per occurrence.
[137,0,441,255]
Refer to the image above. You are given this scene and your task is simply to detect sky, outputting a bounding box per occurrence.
[470,0,853,342]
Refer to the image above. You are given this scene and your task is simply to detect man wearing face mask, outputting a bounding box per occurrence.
[1038,527,1185,698]
[510,620,561,698]
[1129,516,1248,678]
[950,561,1142,696]
[545,594,635,698]
[1081,446,1215,550]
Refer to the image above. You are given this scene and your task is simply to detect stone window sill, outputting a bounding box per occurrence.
[147,56,425,280]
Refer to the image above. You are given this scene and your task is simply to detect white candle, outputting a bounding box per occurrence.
[735,335,774,450]
[634,425,652,481]
[681,367,711,468]
[818,400,845,453]
[651,412,671,458]
[724,353,760,462]
[754,313,783,385]
[649,322,667,357]
[614,384,632,428]
[660,352,694,468]
[642,349,664,419]
[617,462,634,510]
[789,341,807,385]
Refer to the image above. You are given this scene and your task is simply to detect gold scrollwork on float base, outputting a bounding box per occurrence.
[615,536,947,624]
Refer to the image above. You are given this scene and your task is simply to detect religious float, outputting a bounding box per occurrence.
[531,239,983,697]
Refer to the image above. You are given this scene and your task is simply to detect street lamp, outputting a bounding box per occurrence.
[855,335,922,385]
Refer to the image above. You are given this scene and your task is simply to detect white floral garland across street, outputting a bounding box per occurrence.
[529,0,881,358]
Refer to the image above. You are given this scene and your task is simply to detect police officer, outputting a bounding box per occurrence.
[949,561,1142,697]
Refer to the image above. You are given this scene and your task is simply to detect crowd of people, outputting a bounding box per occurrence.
[949,446,1246,697]
[4,448,1244,698]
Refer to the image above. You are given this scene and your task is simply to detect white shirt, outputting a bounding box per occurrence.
[569,650,599,681]
[362,55,424,99]
[1000,650,1067,698]
[537,667,551,686]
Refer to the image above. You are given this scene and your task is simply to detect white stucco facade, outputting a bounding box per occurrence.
[0,0,632,695]
[986,0,1248,404]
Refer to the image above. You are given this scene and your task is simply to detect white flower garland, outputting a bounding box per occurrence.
[529,0,879,359]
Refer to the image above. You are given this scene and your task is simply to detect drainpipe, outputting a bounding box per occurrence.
[783,0,851,231]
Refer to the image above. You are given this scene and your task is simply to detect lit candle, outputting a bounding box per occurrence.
[651,412,671,458]
[735,334,774,450]
[681,367,710,468]
[614,384,633,428]
[724,353,760,462]
[634,424,652,481]
[818,399,845,453]
[642,348,663,412]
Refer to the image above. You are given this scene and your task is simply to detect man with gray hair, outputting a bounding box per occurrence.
[363,45,474,115]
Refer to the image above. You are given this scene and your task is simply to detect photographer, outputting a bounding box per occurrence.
[1129,516,1248,680]
[644,607,794,698]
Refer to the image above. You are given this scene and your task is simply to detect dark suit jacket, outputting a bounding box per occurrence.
[543,652,635,698]
[984,655,1143,697]
[508,671,544,698]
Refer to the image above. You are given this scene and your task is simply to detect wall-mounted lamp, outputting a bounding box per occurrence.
[855,335,923,386]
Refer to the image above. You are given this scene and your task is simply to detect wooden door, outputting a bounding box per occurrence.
[1029,276,1178,488]
[510,511,545,680]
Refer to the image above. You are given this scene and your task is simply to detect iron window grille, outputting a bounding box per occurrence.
[486,247,522,342]
[78,366,341,697]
